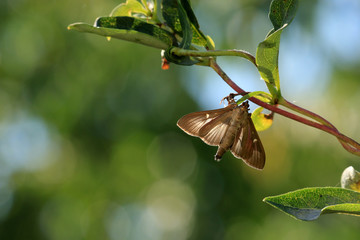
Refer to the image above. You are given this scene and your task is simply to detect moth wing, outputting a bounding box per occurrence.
[198,111,234,146]
[177,105,234,138]
[230,115,265,169]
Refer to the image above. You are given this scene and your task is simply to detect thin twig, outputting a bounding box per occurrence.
[279,98,360,154]
[209,58,360,156]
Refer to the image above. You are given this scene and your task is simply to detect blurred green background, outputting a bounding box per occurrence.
[1,0,360,239]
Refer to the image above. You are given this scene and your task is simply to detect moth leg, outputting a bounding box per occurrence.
[220,93,245,105]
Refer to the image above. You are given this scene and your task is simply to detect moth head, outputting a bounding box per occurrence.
[240,101,250,111]
[221,93,238,105]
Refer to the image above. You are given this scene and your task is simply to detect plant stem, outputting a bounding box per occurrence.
[279,98,333,128]
[209,58,360,156]
[279,97,360,154]
[170,47,257,66]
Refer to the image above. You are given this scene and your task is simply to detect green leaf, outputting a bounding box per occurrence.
[68,17,177,50]
[162,0,182,32]
[180,0,200,28]
[322,203,360,215]
[264,187,360,221]
[251,107,273,132]
[256,0,298,98]
[205,35,215,50]
[110,0,149,17]
[256,26,285,94]
[162,0,208,47]
[162,0,202,66]
[177,0,193,49]
[269,0,299,32]
[236,91,272,104]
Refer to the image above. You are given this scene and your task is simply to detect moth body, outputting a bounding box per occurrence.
[215,105,245,161]
[177,100,265,169]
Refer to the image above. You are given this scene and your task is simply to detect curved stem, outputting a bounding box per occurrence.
[279,97,334,128]
[209,58,360,156]
[279,97,360,154]
[170,47,257,66]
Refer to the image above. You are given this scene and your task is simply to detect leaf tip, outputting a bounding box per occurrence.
[67,24,74,30]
